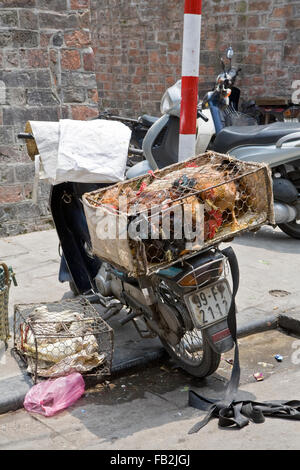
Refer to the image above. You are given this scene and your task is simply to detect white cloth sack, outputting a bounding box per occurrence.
[29,119,132,185]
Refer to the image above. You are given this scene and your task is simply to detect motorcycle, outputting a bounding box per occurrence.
[242,98,300,125]
[18,111,239,379]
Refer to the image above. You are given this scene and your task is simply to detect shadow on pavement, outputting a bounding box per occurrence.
[68,358,256,445]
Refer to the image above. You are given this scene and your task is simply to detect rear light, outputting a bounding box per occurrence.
[177,258,225,287]
[283,107,300,120]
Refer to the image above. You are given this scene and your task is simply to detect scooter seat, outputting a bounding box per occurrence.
[213,122,300,154]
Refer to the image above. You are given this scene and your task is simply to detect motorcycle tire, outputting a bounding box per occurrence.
[279,221,300,239]
[160,330,221,378]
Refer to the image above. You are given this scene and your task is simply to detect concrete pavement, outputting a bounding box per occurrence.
[0,225,299,415]
[1,329,300,450]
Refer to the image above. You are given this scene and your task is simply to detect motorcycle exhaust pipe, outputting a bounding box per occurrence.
[274,202,297,224]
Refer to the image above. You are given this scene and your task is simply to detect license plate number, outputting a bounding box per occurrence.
[185,280,232,329]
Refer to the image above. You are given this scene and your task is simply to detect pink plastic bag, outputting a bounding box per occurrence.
[24,372,85,417]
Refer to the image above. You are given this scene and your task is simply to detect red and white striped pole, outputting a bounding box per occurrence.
[178,0,202,161]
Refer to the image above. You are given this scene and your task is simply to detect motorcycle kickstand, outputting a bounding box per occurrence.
[102,302,124,321]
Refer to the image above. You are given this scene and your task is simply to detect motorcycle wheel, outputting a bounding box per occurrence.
[160,329,220,378]
[279,220,300,239]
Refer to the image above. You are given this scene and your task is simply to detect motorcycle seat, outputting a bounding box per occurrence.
[213,122,300,154]
[139,114,159,127]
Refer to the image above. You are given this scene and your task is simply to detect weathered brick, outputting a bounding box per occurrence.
[22,49,49,68]
[0,165,15,184]
[272,5,293,17]
[18,10,38,29]
[40,32,52,47]
[12,30,39,47]
[79,10,91,28]
[15,163,34,182]
[26,89,59,106]
[0,31,12,47]
[6,88,26,106]
[83,50,95,70]
[248,1,271,11]
[87,88,98,103]
[0,126,13,145]
[0,184,24,203]
[0,0,35,7]
[71,0,89,9]
[38,0,67,11]
[248,30,271,41]
[4,50,19,68]
[61,71,97,88]
[62,87,86,103]
[61,49,81,70]
[64,30,90,47]
[0,10,18,28]
[3,106,59,125]
[71,104,99,120]
[2,70,36,88]
[39,12,78,30]
[14,201,41,219]
[35,70,52,88]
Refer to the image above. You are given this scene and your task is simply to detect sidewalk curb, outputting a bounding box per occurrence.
[0,311,298,416]
[278,313,300,336]
[0,374,32,415]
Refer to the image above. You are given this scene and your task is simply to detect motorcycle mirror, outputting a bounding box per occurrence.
[226,46,234,60]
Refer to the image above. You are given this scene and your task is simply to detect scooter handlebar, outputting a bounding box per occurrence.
[17,133,34,140]
[197,110,209,122]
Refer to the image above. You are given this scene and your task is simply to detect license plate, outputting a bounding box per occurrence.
[184,280,232,329]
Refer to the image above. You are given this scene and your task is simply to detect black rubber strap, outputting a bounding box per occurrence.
[188,246,240,433]
[188,247,300,432]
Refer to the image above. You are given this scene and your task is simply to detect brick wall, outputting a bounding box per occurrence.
[90,0,300,117]
[0,0,299,236]
[0,0,98,236]
[90,0,183,117]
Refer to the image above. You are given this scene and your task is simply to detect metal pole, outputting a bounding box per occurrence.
[178,0,202,161]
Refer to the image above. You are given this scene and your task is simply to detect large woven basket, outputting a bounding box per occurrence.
[83,151,274,277]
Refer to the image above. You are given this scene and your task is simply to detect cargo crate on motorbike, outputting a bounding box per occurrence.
[82,151,274,277]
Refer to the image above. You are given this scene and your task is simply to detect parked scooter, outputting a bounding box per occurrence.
[197,48,300,239]
[130,49,300,239]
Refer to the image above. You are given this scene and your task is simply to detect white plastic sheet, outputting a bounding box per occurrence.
[29,119,131,185]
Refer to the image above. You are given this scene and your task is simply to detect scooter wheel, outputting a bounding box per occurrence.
[279,221,300,239]
[160,330,220,378]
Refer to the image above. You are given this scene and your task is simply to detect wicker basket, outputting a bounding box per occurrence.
[83,151,274,277]
[0,263,12,346]
[14,298,114,383]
